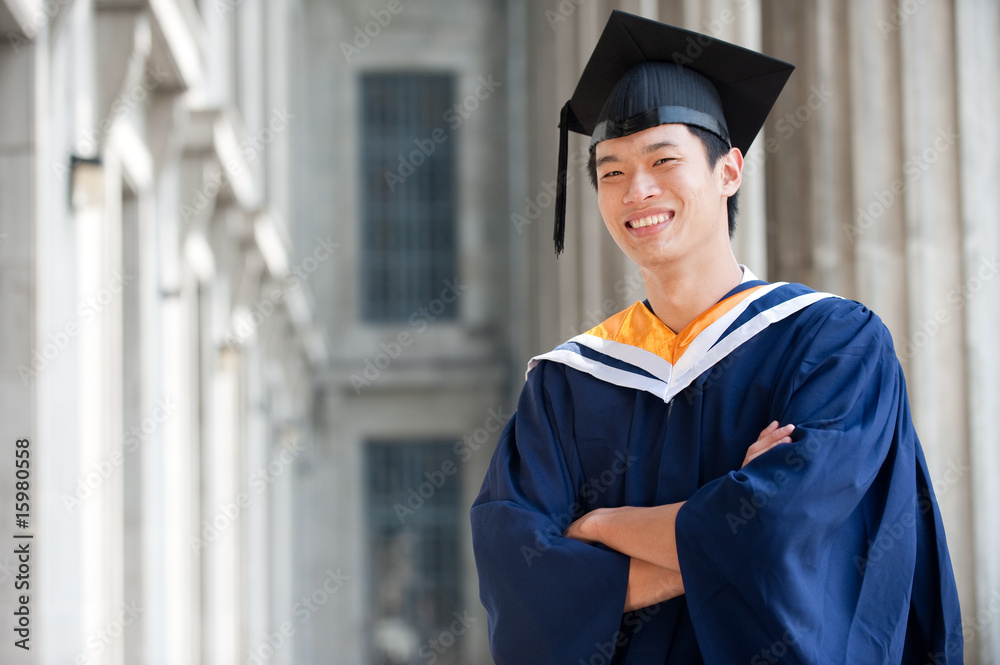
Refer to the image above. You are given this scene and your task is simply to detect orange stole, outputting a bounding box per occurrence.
[585,286,765,365]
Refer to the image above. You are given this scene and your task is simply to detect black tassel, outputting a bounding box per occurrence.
[554,100,571,256]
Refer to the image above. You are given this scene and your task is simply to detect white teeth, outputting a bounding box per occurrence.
[630,213,670,229]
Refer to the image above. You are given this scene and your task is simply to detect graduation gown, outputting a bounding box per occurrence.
[470,273,963,664]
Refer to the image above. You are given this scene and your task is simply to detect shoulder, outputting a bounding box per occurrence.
[525,332,645,409]
[763,288,907,420]
[776,285,899,374]
[714,281,890,357]
[786,285,888,339]
[523,350,594,399]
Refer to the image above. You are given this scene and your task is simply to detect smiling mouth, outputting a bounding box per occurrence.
[626,212,673,229]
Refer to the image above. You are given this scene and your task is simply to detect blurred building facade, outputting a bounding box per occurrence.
[0,0,326,663]
[0,1,997,665]
[295,0,510,662]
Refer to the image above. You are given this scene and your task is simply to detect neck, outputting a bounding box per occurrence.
[642,249,744,333]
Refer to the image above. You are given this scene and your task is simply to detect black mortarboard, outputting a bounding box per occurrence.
[553,10,795,254]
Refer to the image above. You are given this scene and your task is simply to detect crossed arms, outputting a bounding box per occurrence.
[563,421,795,612]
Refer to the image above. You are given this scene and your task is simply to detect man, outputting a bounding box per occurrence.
[470,10,963,665]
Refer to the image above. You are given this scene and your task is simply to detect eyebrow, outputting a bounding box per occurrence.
[595,140,682,168]
[595,153,620,167]
[644,140,681,153]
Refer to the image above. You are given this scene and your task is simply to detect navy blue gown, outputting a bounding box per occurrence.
[471,277,963,664]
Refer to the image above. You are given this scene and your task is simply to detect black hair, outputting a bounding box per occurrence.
[586,124,740,238]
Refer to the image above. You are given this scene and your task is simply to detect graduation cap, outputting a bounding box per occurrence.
[553,10,795,254]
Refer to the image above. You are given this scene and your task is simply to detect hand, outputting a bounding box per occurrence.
[742,421,794,468]
[565,503,684,572]
[564,508,612,545]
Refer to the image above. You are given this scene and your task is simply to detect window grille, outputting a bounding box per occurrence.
[364,440,463,665]
[360,73,457,322]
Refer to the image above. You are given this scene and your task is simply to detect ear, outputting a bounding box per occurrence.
[719,147,743,196]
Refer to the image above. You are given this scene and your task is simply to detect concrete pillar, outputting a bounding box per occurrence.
[897,0,975,630]
[526,0,562,351]
[766,0,853,296]
[268,423,297,665]
[265,0,292,226]
[243,339,271,662]
[842,0,908,330]
[75,151,126,665]
[552,0,583,343]
[954,0,1000,661]
[505,0,531,378]
[762,1,811,285]
[574,0,608,340]
[203,325,243,664]
[809,0,852,295]
[0,16,44,665]
[155,145,201,665]
[698,0,770,277]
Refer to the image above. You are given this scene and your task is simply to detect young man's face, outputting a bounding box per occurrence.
[593,123,741,272]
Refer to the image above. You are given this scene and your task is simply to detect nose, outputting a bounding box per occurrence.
[623,169,661,205]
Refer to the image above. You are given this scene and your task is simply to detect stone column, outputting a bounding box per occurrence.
[954,0,1000,661]
[551,0,583,343]
[203,341,243,665]
[0,11,45,665]
[572,0,605,341]
[75,149,126,665]
[157,144,201,665]
[897,0,975,626]
[764,0,853,296]
[701,0,770,277]
[841,0,908,329]
[242,333,271,663]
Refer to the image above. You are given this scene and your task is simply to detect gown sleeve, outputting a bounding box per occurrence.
[675,300,963,663]
[470,360,631,664]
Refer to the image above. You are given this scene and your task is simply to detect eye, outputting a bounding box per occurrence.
[654,157,675,166]
[600,170,624,180]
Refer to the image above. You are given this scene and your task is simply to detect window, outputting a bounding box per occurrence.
[360,73,457,322]
[365,441,462,665]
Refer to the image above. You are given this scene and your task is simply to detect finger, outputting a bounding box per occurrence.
[758,429,794,452]
[747,424,793,455]
[743,425,796,467]
[761,423,794,445]
[757,420,780,439]
[745,437,788,463]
